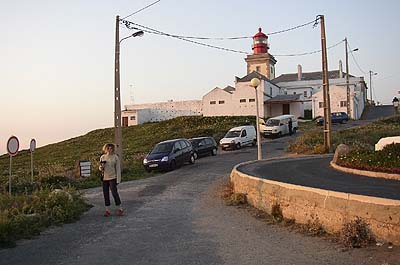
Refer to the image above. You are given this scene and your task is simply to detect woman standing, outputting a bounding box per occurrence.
[99,143,123,217]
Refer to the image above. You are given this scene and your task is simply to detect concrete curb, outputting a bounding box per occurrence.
[330,161,400,181]
[230,157,400,245]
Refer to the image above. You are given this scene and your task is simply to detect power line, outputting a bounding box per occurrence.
[120,17,337,56]
[272,39,344,57]
[120,17,319,41]
[121,20,250,54]
[121,0,162,20]
[347,41,367,74]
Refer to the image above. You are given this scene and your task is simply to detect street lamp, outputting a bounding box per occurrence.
[114,15,144,166]
[369,70,378,105]
[250,77,262,160]
[344,38,358,117]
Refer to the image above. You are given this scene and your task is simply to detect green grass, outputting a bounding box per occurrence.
[288,115,400,173]
[0,116,256,191]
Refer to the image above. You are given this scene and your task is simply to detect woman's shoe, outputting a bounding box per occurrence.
[104,210,111,217]
[117,208,124,216]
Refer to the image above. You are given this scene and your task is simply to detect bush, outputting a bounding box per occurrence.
[0,188,90,248]
[341,217,375,248]
[337,143,400,174]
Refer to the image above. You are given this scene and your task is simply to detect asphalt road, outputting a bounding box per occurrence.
[0,130,398,264]
[239,156,400,200]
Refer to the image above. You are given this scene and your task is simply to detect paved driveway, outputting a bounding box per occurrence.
[0,135,398,264]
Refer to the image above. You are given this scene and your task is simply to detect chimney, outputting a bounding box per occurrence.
[339,60,343,78]
[297,64,302,81]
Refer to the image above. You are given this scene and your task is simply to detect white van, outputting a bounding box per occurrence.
[219,125,256,150]
[260,115,298,138]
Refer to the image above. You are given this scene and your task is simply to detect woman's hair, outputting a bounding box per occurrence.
[102,143,115,154]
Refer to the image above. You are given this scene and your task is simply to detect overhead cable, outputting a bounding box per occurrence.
[121,0,162,20]
[120,17,320,41]
[272,39,344,57]
[347,41,367,74]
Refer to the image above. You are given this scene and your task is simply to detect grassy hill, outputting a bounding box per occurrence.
[0,116,255,191]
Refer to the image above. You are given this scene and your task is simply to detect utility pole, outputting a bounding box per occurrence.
[368,70,377,105]
[345,37,351,117]
[319,15,332,152]
[114,15,123,165]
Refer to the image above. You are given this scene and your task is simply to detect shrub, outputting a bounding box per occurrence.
[0,188,90,248]
[341,217,375,248]
[337,143,400,174]
[271,203,283,223]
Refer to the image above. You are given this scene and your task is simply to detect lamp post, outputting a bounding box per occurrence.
[114,15,144,166]
[368,70,378,105]
[344,37,358,117]
[250,77,262,160]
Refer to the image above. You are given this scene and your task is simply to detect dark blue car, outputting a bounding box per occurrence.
[143,139,195,172]
[316,112,349,125]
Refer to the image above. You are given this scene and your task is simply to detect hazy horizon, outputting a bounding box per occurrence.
[1,0,399,155]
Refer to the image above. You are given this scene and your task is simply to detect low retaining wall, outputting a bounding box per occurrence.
[230,163,400,245]
[330,161,400,181]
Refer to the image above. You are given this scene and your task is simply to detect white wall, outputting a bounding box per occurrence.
[122,100,202,125]
[312,85,364,119]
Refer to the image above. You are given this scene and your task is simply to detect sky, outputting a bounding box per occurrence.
[1,0,400,155]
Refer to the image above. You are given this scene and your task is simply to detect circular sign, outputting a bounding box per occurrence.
[7,136,19,156]
[30,139,36,152]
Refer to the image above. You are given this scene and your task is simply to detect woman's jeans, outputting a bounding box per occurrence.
[102,179,121,206]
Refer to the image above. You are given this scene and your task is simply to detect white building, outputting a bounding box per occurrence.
[273,62,367,119]
[122,100,202,126]
[202,71,282,118]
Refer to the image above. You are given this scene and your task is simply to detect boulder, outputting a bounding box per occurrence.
[332,144,351,164]
[375,136,400,151]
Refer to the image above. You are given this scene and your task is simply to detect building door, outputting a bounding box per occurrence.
[122,117,128,127]
[283,104,290,115]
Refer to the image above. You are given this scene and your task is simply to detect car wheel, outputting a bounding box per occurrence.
[193,152,198,160]
[145,168,152,173]
[235,143,241,149]
[169,160,176,171]
[211,148,217,156]
[252,139,256,146]
[277,132,282,138]
[189,154,195,164]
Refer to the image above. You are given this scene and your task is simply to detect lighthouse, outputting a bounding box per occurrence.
[244,27,277,79]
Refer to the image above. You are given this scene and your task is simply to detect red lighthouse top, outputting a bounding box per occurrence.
[252,27,269,54]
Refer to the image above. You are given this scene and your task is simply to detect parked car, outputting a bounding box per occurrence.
[316,112,349,125]
[260,115,298,138]
[219,125,257,150]
[189,137,218,159]
[143,139,195,172]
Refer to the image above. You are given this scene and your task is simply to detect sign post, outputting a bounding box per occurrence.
[7,136,19,195]
[30,139,36,182]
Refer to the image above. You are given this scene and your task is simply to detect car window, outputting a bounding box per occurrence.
[174,141,182,151]
[150,142,173,154]
[205,138,213,145]
[241,130,247,137]
[266,119,279,126]
[180,140,187,148]
[225,130,241,138]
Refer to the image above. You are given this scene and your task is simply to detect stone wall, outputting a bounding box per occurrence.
[230,166,400,245]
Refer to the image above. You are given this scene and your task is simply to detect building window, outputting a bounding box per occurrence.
[249,98,255,102]
[256,66,261,72]
[340,101,347,107]
[319,102,324,108]
[219,100,225,104]
[240,99,246,103]
[210,101,216,105]
[303,91,308,97]
[270,66,274,74]
[130,116,136,121]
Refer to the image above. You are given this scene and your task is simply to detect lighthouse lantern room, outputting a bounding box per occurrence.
[244,27,277,79]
